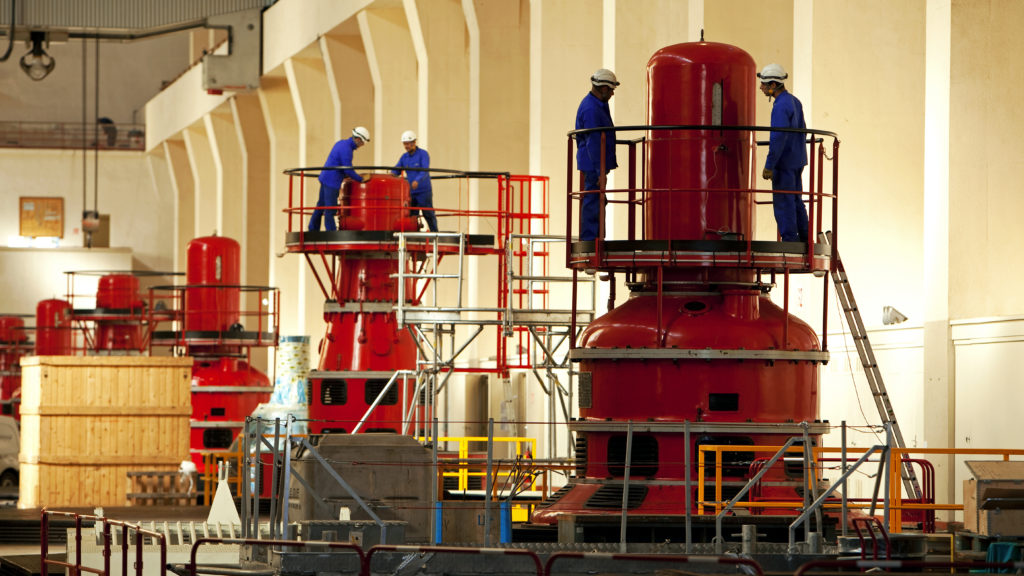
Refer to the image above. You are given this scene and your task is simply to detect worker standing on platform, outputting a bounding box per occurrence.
[758,64,808,243]
[391,130,437,232]
[309,126,371,231]
[575,68,619,242]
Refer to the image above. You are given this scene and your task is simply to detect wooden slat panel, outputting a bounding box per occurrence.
[18,356,194,508]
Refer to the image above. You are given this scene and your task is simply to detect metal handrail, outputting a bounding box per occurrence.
[41,510,167,576]
[546,552,765,576]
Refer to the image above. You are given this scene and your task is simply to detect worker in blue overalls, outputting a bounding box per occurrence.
[309,126,370,231]
[575,68,619,242]
[758,64,808,243]
[392,130,437,232]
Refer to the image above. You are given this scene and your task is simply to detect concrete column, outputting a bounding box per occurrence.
[163,138,195,272]
[286,53,337,344]
[320,31,375,141]
[231,92,272,374]
[924,0,953,509]
[183,123,218,238]
[205,105,245,245]
[258,73,306,337]
[358,7,418,165]
[232,93,271,287]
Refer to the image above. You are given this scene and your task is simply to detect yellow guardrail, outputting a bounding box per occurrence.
[696,444,1024,532]
[425,436,537,492]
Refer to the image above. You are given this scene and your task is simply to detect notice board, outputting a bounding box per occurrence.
[19,196,64,238]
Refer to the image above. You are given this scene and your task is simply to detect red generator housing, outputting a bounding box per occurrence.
[307,175,421,435]
[536,42,830,529]
[35,299,72,356]
[172,236,276,470]
[0,315,32,420]
[148,236,278,472]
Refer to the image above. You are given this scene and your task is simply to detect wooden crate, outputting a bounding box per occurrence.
[18,355,193,508]
[126,470,198,506]
[964,460,1024,537]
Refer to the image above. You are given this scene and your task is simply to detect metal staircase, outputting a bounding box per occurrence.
[824,231,922,500]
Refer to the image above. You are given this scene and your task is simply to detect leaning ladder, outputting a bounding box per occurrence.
[825,232,923,501]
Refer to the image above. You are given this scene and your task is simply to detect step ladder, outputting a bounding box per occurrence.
[824,231,922,501]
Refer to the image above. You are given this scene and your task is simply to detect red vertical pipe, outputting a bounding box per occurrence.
[566,136,573,266]
[817,142,825,233]
[832,139,840,269]
[628,141,636,241]
[40,512,49,576]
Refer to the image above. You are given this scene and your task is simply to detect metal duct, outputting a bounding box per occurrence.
[0,0,273,35]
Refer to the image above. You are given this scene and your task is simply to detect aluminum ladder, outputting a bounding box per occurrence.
[824,231,922,501]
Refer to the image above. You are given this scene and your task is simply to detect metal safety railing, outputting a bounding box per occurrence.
[41,510,166,576]
[564,124,840,261]
[0,121,145,151]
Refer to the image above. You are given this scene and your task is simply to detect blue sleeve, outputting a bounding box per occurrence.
[338,143,362,182]
[392,155,404,177]
[411,150,430,189]
[765,100,790,170]
[580,108,604,168]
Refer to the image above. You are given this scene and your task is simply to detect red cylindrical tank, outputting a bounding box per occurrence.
[35,299,72,355]
[0,315,29,419]
[339,175,417,232]
[0,317,26,345]
[96,274,142,309]
[646,42,756,241]
[185,236,241,332]
[94,274,144,352]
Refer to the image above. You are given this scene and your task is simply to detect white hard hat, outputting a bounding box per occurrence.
[757,63,788,84]
[352,126,371,142]
[401,130,417,143]
[591,68,620,88]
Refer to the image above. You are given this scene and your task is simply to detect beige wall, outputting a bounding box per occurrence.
[949,0,1024,320]
[0,148,173,273]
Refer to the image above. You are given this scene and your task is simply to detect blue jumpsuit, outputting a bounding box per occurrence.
[765,91,809,242]
[575,92,617,242]
[392,147,437,232]
[310,137,363,231]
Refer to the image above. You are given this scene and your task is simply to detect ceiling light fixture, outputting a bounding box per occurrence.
[20,31,55,81]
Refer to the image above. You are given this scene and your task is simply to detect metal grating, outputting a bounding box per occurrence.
[608,435,659,477]
[0,0,274,32]
[574,435,587,477]
[320,379,347,406]
[584,484,647,510]
[364,379,398,406]
[202,428,233,449]
[535,484,572,510]
[577,372,592,408]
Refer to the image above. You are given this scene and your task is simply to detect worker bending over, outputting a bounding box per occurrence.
[309,126,370,232]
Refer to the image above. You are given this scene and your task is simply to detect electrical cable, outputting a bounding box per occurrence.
[832,278,883,444]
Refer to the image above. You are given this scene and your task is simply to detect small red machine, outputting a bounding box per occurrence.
[35,299,72,356]
[0,315,32,420]
[151,236,278,470]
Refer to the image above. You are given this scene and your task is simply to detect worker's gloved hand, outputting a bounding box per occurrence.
[411,181,418,190]
[762,167,773,181]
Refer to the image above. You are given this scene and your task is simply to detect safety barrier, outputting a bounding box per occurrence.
[794,559,1024,576]
[546,551,764,576]
[41,509,167,576]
